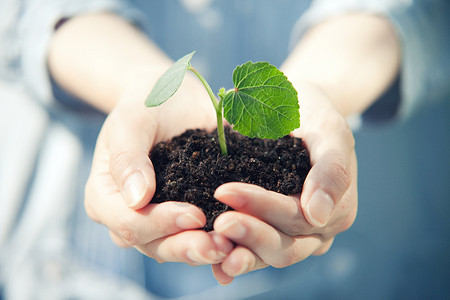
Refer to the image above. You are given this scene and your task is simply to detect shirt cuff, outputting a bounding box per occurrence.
[290,0,450,122]
[18,0,145,105]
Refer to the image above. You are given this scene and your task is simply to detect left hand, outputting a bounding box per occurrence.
[84,74,236,266]
[211,83,358,284]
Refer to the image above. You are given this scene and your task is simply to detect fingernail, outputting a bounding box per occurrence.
[209,232,234,257]
[306,189,334,227]
[123,172,147,207]
[214,187,244,208]
[227,254,249,277]
[176,213,204,229]
[187,249,218,264]
[216,220,246,240]
[214,187,237,198]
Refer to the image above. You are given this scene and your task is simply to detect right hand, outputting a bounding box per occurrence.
[84,76,233,265]
[210,82,358,284]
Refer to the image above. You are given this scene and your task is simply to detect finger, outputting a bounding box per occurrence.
[105,108,158,209]
[300,150,353,227]
[208,231,235,257]
[294,111,354,227]
[115,202,205,246]
[214,182,314,236]
[85,176,206,245]
[137,230,225,265]
[211,264,234,286]
[220,246,268,277]
[209,232,235,284]
[214,212,323,268]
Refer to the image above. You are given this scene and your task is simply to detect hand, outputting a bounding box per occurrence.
[84,76,234,265]
[211,83,358,284]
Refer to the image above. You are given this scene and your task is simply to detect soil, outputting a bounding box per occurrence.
[150,127,311,231]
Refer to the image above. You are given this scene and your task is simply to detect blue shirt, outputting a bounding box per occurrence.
[1,0,449,299]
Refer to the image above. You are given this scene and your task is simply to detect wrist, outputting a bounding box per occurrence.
[287,79,338,117]
[289,80,353,149]
[48,12,175,114]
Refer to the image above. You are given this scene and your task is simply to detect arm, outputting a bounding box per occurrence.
[284,13,400,117]
[49,12,230,265]
[48,12,176,113]
[212,13,400,284]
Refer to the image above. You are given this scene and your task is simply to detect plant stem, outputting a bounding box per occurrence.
[188,66,228,156]
[216,95,228,156]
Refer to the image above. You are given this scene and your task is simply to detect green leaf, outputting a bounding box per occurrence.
[145,51,195,107]
[223,61,300,139]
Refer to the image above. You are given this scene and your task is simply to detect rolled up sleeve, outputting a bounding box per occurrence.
[0,0,144,104]
[291,0,450,120]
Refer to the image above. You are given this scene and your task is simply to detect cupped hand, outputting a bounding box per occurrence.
[84,76,234,265]
[211,82,358,284]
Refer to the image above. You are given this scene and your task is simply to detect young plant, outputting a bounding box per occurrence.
[145,51,300,156]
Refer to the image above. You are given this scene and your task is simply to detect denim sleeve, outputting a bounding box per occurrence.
[0,0,144,105]
[291,0,450,120]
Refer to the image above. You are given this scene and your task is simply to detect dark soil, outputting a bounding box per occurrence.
[150,127,311,231]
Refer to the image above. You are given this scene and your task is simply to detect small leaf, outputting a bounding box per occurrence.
[223,61,300,139]
[145,51,195,107]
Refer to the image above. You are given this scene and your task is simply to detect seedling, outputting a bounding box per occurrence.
[145,51,300,156]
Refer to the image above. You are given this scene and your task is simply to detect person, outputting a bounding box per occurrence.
[0,0,448,299]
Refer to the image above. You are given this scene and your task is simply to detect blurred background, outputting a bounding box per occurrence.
[1,0,449,299]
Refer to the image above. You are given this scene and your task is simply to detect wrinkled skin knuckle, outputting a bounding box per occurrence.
[116,218,139,246]
[329,160,351,193]
[109,151,131,180]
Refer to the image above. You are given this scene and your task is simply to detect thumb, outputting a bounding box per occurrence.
[301,150,352,227]
[110,151,156,210]
[107,109,157,210]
